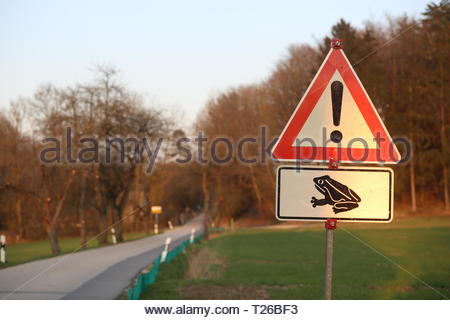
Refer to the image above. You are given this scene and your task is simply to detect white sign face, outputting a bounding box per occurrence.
[276,166,393,222]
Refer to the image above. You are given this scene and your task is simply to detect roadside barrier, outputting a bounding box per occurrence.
[127,233,202,300]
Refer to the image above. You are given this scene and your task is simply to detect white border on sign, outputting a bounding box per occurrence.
[275,165,394,223]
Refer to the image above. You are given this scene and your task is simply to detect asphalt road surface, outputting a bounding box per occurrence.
[0,214,204,300]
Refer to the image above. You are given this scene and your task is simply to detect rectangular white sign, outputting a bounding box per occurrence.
[276,166,393,222]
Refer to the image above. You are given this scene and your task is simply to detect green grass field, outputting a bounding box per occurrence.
[140,216,450,300]
[0,232,155,269]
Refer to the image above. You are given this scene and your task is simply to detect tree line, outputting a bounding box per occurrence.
[0,66,201,252]
[0,1,448,253]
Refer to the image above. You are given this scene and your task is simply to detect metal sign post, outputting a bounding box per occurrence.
[151,206,162,234]
[324,218,336,299]
[324,158,338,299]
[154,215,159,234]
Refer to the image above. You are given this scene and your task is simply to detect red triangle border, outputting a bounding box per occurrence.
[271,48,400,164]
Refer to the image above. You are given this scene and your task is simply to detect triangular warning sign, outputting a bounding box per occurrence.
[271,41,401,164]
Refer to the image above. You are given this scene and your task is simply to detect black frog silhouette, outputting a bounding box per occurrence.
[311,175,361,214]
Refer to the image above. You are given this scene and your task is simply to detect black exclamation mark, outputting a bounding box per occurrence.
[330,81,343,143]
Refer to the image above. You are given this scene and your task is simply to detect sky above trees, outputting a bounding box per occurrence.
[0,0,428,124]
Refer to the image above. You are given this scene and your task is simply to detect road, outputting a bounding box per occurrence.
[0,214,203,300]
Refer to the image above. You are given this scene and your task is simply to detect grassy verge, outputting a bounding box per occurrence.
[0,231,157,269]
[140,216,450,299]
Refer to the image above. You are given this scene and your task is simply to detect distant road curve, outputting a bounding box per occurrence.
[0,214,204,300]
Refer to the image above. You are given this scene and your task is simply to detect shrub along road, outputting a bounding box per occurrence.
[0,214,203,299]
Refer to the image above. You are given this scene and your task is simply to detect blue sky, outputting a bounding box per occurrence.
[0,0,429,124]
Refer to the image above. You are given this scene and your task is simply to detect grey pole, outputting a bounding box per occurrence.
[154,214,159,234]
[324,225,334,299]
[324,158,338,299]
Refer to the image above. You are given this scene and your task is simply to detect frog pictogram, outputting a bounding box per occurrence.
[311,175,361,214]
